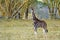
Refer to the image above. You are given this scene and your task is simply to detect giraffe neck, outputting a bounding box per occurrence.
[32,9,37,20]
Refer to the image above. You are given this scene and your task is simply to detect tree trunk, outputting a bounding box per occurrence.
[48,3,56,19]
[8,3,12,18]
[48,6,52,19]
[15,11,20,19]
[25,8,28,19]
[58,4,60,16]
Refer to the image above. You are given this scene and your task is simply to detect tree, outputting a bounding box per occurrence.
[0,0,28,19]
[0,0,38,19]
[20,0,37,19]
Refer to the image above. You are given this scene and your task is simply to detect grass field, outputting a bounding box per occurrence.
[0,19,60,40]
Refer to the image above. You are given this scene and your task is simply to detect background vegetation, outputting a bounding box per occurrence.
[0,0,60,40]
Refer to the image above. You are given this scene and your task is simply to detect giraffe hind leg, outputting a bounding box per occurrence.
[43,28,48,35]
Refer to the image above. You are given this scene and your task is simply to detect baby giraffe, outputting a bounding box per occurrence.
[31,8,48,35]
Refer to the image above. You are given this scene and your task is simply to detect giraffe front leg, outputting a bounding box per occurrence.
[34,23,37,35]
[34,26,38,39]
[34,27,37,35]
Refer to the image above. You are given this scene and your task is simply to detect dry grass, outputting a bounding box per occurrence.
[0,19,60,40]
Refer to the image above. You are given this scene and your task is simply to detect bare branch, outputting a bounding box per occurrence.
[0,4,6,13]
[12,1,28,17]
[12,1,21,11]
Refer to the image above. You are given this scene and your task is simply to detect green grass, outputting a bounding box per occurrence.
[0,19,60,40]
